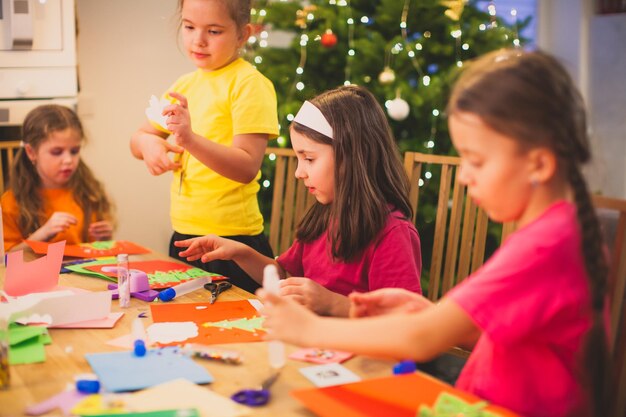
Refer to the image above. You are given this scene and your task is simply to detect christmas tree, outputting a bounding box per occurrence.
[250,0,529,281]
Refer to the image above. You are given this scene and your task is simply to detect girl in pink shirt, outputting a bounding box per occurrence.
[175,85,422,316]
[258,50,611,417]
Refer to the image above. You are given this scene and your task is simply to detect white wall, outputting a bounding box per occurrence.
[76,0,193,253]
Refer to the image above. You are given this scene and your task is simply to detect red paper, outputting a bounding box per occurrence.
[151,300,265,345]
[26,240,151,258]
[291,372,520,417]
[83,259,226,289]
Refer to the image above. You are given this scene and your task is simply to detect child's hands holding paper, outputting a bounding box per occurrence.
[164,92,195,147]
[280,277,349,317]
[349,288,433,318]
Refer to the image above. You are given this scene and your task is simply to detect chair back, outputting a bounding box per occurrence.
[264,147,314,254]
[592,195,626,416]
[404,152,511,302]
[0,141,21,194]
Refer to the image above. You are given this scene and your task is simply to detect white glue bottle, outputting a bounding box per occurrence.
[263,264,285,369]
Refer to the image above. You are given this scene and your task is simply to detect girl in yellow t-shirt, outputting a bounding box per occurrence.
[130,0,278,293]
[1,105,114,252]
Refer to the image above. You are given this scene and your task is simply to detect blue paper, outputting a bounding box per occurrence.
[85,347,213,392]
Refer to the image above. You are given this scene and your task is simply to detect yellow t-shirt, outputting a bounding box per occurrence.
[1,188,92,251]
[163,58,278,236]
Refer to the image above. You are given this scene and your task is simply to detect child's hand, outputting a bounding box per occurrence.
[174,234,243,263]
[140,135,183,175]
[349,288,433,318]
[279,277,344,316]
[35,212,78,241]
[88,220,113,241]
[164,92,194,146]
[256,288,319,347]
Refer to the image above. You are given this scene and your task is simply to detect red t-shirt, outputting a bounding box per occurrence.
[277,210,422,295]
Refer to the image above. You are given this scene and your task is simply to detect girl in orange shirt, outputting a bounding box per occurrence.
[1,105,114,252]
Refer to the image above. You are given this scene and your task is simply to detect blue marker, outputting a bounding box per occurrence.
[158,277,211,302]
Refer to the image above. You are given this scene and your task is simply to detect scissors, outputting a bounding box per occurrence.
[204,281,232,304]
[231,371,280,407]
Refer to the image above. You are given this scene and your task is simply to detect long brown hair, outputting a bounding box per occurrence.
[292,85,412,261]
[448,49,612,417]
[10,105,113,241]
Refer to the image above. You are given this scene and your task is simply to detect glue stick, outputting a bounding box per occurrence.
[117,254,130,308]
[157,276,211,302]
[263,264,285,369]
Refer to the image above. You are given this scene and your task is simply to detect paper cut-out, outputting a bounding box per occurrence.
[4,241,65,296]
[85,347,213,392]
[26,240,150,258]
[150,300,265,346]
[145,95,171,131]
[291,372,520,417]
[25,388,89,416]
[72,259,224,290]
[9,323,50,365]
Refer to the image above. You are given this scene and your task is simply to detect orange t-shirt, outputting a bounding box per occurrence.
[1,188,93,251]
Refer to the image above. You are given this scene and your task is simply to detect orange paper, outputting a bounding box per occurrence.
[150,300,265,345]
[26,240,150,258]
[291,372,520,417]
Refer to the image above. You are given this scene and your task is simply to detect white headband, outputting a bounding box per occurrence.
[293,101,334,139]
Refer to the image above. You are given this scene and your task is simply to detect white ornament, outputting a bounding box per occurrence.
[387,97,410,121]
[378,67,396,84]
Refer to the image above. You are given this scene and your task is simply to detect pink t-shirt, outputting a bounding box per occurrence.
[447,201,591,417]
[277,210,422,295]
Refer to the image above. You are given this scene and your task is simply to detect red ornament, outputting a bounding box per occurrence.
[320,29,338,48]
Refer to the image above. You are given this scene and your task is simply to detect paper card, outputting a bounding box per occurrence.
[85,347,214,392]
[9,324,50,365]
[83,260,225,290]
[145,95,171,131]
[26,240,151,258]
[11,290,111,326]
[123,378,248,417]
[52,312,124,329]
[4,240,65,296]
[299,363,361,388]
[150,301,265,346]
[290,373,522,417]
[289,348,354,365]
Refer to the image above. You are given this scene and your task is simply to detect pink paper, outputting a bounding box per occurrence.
[4,241,65,296]
[25,388,88,416]
[52,312,124,329]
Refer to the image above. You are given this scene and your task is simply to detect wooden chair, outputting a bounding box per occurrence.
[0,140,21,194]
[592,195,626,417]
[264,147,314,254]
[403,152,510,302]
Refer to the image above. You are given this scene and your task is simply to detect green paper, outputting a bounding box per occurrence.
[8,324,51,365]
[80,408,200,417]
[417,392,500,417]
[8,324,47,346]
[65,258,118,282]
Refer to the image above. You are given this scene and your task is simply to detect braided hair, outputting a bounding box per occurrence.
[447,49,612,416]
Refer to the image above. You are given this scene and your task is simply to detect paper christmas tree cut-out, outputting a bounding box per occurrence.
[203,316,265,333]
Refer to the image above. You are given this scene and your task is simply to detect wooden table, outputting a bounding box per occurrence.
[0,253,395,417]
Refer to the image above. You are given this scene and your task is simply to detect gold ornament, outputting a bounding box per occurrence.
[440,0,466,21]
[378,67,396,85]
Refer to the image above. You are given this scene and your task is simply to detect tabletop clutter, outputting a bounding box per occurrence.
[0,240,517,417]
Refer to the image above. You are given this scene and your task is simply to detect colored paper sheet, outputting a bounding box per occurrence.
[11,290,111,327]
[82,260,225,289]
[85,347,213,392]
[52,312,124,329]
[123,378,248,417]
[9,324,50,365]
[150,300,265,346]
[4,241,65,296]
[25,388,89,416]
[26,240,151,258]
[291,372,520,417]
[79,410,200,417]
[63,258,118,281]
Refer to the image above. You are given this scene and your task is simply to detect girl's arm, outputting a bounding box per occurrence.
[174,235,286,285]
[130,121,184,175]
[259,291,480,361]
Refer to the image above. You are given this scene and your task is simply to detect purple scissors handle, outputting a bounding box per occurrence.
[231,371,280,407]
[231,388,270,406]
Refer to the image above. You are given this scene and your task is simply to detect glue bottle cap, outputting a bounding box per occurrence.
[134,340,147,357]
[76,378,101,394]
[393,360,417,375]
[158,288,176,302]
